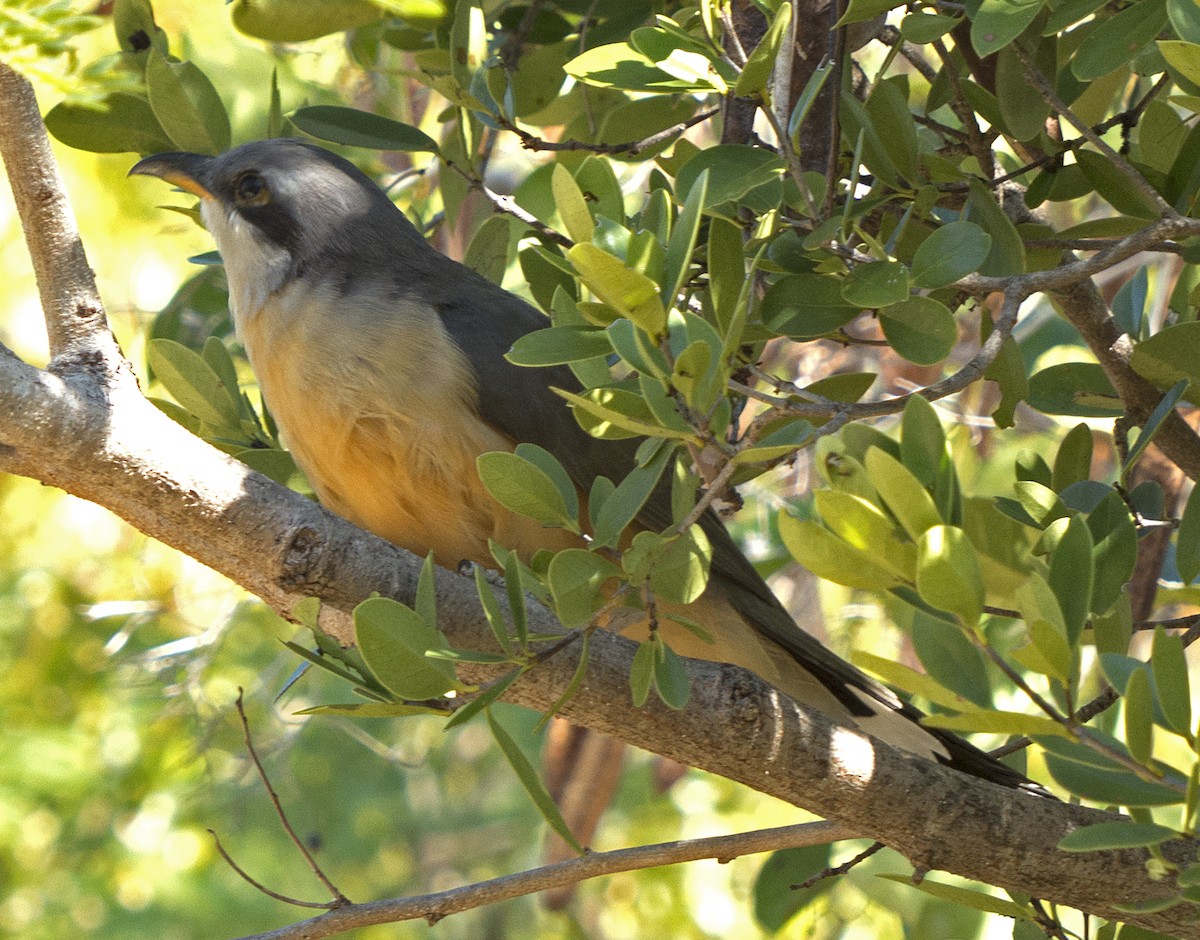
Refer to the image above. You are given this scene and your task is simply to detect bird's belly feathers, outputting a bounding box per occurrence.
[237,284,582,568]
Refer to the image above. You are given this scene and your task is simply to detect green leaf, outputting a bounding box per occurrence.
[474,565,513,656]
[442,668,522,730]
[607,317,670,379]
[864,448,942,539]
[564,41,724,93]
[1072,0,1169,80]
[763,274,862,339]
[996,44,1052,141]
[734,1,792,96]
[753,844,837,932]
[289,105,438,152]
[592,447,671,547]
[900,394,946,487]
[985,335,1028,428]
[1075,149,1161,220]
[1014,480,1069,526]
[1131,323,1200,400]
[476,451,575,528]
[547,549,618,627]
[1027,361,1123,417]
[814,490,916,579]
[45,93,173,154]
[536,632,593,730]
[971,0,1045,56]
[1052,423,1094,492]
[910,221,993,289]
[415,551,437,630]
[672,340,715,411]
[630,640,654,706]
[732,418,814,465]
[1178,482,1200,583]
[865,78,919,181]
[879,297,957,366]
[674,146,787,210]
[841,260,911,308]
[1152,627,1192,737]
[1168,0,1200,43]
[230,0,385,42]
[837,0,900,26]
[568,244,667,335]
[1159,39,1200,86]
[878,875,1036,920]
[486,709,583,853]
[1048,516,1094,646]
[916,525,985,626]
[556,386,694,442]
[852,651,975,710]
[662,169,707,308]
[1087,490,1138,613]
[922,711,1070,737]
[1126,666,1156,764]
[900,12,962,41]
[507,326,613,366]
[496,546,531,648]
[1044,747,1183,805]
[354,597,457,701]
[551,163,594,244]
[514,443,580,523]
[778,515,904,590]
[1059,821,1178,851]
[463,215,512,285]
[1125,380,1190,476]
[145,49,231,155]
[652,639,692,709]
[649,525,712,604]
[148,338,242,432]
[296,701,450,717]
[966,180,1026,275]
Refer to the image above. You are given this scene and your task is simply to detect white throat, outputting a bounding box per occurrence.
[200,198,293,338]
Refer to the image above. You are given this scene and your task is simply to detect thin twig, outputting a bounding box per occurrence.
[233,820,856,940]
[208,829,339,910]
[793,840,885,889]
[1009,42,1176,219]
[445,161,573,248]
[498,108,719,155]
[233,689,351,906]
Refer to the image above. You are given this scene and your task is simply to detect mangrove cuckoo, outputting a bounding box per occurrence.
[131,139,1030,788]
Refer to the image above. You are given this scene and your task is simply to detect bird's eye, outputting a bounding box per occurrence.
[234,172,270,207]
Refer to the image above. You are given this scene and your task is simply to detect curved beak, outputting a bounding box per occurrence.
[129,152,215,200]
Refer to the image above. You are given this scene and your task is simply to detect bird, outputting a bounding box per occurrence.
[130,138,1035,790]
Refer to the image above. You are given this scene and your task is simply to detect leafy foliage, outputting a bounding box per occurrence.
[18,0,1200,935]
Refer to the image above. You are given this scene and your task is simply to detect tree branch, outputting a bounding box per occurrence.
[0,63,122,369]
[235,821,856,940]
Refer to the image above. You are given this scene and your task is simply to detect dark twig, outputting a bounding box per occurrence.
[498,0,548,70]
[793,840,886,890]
[1009,42,1175,219]
[208,829,339,910]
[233,689,351,906]
[498,108,719,155]
[445,161,573,248]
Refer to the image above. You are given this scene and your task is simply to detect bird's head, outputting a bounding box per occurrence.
[130,139,425,314]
